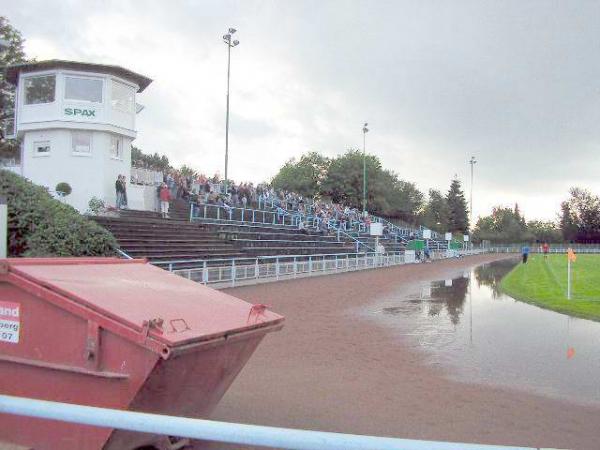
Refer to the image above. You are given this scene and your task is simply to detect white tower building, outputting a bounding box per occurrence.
[6,60,152,212]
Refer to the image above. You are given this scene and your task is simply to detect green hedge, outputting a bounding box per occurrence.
[0,170,117,257]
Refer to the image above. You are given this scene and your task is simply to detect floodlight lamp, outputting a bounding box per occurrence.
[229,28,237,34]
[223,34,231,41]
[233,40,239,46]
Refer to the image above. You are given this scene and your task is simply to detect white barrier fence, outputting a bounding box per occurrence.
[491,246,600,254]
[163,250,483,288]
[0,395,539,450]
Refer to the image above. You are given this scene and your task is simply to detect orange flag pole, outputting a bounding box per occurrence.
[567,248,576,300]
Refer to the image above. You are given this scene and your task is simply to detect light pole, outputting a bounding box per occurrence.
[469,156,477,231]
[222,28,239,195]
[362,123,369,214]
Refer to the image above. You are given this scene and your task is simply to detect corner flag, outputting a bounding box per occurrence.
[567,248,576,300]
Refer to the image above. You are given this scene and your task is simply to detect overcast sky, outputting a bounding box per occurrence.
[5,0,600,221]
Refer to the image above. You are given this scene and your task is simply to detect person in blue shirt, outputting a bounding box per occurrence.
[522,245,530,264]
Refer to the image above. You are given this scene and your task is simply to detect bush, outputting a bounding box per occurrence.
[55,182,72,196]
[0,170,117,257]
[87,196,106,215]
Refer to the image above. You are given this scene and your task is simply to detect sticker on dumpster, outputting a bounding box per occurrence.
[0,301,20,344]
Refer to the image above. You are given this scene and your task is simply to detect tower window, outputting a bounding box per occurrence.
[24,75,56,105]
[72,131,92,155]
[65,76,103,103]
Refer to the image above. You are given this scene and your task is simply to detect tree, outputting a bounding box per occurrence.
[559,201,578,242]
[0,16,28,161]
[446,178,469,233]
[471,206,533,243]
[318,149,423,219]
[271,152,329,197]
[321,149,370,207]
[179,165,197,178]
[559,187,600,242]
[527,220,562,243]
[131,146,171,171]
[385,178,424,222]
[420,189,449,233]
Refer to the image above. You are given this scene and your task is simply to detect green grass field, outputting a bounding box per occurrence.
[500,254,600,321]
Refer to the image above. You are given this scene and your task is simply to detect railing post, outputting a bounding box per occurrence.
[189,203,194,222]
[293,257,297,278]
[168,263,173,272]
[275,257,280,280]
[308,256,313,274]
[217,207,220,220]
[255,258,259,279]
[203,205,207,218]
[252,210,255,223]
[202,261,208,284]
[231,259,236,288]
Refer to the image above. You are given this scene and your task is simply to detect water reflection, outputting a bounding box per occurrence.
[371,258,600,406]
[383,260,515,327]
[474,258,516,298]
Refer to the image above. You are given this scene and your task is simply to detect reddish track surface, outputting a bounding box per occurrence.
[198,254,600,450]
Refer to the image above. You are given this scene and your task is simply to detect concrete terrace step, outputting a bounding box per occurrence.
[126,249,244,258]
[241,246,354,256]
[217,230,338,241]
[233,239,351,248]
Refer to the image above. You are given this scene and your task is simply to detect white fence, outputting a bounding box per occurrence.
[130,167,163,185]
[163,250,482,288]
[491,245,600,254]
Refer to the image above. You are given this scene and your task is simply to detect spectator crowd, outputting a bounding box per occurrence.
[129,166,405,237]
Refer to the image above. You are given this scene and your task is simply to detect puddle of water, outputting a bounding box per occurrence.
[370,258,600,406]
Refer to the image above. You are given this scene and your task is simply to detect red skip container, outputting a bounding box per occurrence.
[0,258,283,450]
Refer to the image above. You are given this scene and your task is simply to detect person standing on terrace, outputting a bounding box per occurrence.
[159,183,171,218]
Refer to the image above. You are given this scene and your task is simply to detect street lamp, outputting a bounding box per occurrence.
[469,156,477,230]
[222,27,239,195]
[362,122,369,214]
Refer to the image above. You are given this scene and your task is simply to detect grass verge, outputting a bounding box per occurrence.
[500,254,600,322]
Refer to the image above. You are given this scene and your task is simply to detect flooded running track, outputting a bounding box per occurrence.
[369,258,600,406]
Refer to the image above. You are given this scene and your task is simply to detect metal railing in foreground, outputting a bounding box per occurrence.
[0,395,539,450]
[161,250,483,288]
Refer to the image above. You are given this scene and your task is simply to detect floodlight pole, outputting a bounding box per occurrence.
[362,123,369,214]
[469,156,477,235]
[223,28,239,196]
[469,156,477,226]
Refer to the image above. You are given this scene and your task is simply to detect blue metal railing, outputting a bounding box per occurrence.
[0,395,535,450]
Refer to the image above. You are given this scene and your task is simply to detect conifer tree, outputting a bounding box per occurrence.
[446,178,469,233]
